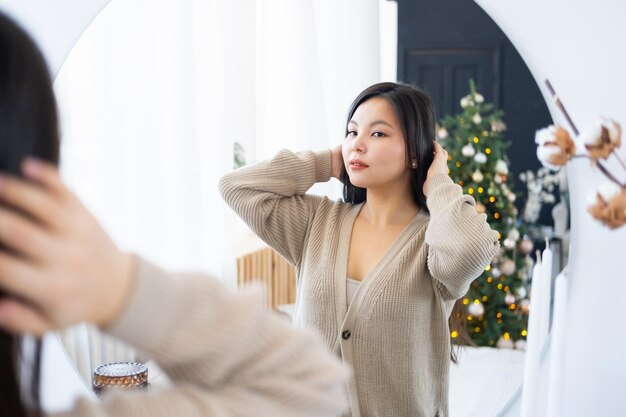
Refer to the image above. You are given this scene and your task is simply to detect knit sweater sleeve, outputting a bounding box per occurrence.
[425,174,500,300]
[50,257,346,417]
[219,149,333,266]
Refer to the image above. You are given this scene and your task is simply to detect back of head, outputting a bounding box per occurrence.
[0,11,59,175]
[0,10,59,417]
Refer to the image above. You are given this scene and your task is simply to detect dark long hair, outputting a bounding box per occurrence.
[0,10,60,417]
[340,82,471,361]
[341,82,436,211]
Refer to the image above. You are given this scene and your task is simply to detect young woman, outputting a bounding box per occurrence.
[0,10,345,417]
[220,82,500,417]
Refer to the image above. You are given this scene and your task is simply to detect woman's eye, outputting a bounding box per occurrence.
[347,130,357,137]
[372,131,386,138]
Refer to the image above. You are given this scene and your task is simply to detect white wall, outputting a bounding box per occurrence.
[475,1,626,415]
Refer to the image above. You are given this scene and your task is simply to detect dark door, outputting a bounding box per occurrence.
[396,0,552,203]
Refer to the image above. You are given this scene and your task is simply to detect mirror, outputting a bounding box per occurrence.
[53,0,234,392]
[51,1,536,416]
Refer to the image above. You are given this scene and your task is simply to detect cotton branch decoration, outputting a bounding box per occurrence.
[535,80,626,230]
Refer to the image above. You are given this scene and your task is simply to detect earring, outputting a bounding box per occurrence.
[411,159,417,169]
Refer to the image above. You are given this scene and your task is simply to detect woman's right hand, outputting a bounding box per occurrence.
[0,159,135,336]
[330,145,344,179]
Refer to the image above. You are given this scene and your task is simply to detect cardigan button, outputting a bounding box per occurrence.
[342,330,351,340]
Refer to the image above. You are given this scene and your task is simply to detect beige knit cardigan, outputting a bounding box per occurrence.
[50,257,347,417]
[219,149,500,417]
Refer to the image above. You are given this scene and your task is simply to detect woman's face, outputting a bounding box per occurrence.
[342,97,409,191]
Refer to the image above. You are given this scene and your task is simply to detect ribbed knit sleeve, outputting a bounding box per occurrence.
[51,257,346,417]
[425,174,500,300]
[219,149,333,266]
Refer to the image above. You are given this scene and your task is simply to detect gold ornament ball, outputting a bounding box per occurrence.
[518,239,534,255]
[519,299,530,315]
[500,259,516,276]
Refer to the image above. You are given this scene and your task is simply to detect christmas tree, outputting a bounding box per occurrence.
[437,80,533,349]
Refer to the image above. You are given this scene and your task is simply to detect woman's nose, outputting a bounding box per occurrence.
[351,134,366,153]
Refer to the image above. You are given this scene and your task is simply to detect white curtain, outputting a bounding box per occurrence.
[54,0,388,272]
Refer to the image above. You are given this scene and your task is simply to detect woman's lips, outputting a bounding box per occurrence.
[349,159,369,170]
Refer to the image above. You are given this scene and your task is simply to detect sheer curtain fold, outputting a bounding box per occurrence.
[55,0,383,279]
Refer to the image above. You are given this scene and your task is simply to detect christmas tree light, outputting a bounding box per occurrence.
[438,80,532,348]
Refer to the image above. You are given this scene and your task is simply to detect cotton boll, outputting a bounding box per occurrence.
[597,182,621,202]
[535,125,556,146]
[602,118,622,143]
[536,145,562,171]
[579,120,604,146]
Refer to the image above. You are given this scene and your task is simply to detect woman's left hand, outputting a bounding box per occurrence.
[423,141,449,197]
[0,159,135,336]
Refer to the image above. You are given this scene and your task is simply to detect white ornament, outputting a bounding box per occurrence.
[472,113,482,124]
[494,175,502,184]
[474,153,487,164]
[507,228,520,241]
[462,144,476,157]
[491,268,501,278]
[491,120,507,132]
[497,336,514,349]
[503,238,516,250]
[460,96,471,108]
[468,302,485,316]
[508,192,517,202]
[475,93,484,103]
[472,170,484,183]
[437,127,449,139]
[505,292,516,305]
[517,287,527,299]
[495,159,509,175]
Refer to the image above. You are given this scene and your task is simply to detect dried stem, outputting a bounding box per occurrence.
[612,149,626,172]
[596,161,625,188]
[546,79,625,189]
[545,79,579,135]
